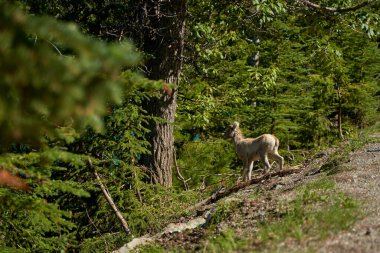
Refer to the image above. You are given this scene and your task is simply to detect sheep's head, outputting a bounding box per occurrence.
[224,121,239,139]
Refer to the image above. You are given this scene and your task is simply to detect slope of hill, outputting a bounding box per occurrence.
[116,132,380,253]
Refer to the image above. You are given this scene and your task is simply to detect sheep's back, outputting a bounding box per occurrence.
[252,134,278,151]
[236,134,279,160]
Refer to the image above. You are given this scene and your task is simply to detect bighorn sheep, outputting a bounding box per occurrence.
[224,122,284,181]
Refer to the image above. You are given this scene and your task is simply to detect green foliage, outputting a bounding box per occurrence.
[180,0,380,156]
[0,191,74,252]
[0,149,89,252]
[75,180,201,251]
[176,140,236,189]
[1,0,380,252]
[201,229,247,253]
[0,1,139,146]
[0,1,145,251]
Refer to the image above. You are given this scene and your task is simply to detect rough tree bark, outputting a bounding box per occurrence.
[137,0,187,187]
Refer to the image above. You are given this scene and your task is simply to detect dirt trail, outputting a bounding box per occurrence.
[316,134,380,253]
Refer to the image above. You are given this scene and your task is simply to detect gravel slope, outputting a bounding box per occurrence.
[317,134,380,253]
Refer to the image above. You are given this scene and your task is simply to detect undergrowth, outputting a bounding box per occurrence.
[78,188,202,252]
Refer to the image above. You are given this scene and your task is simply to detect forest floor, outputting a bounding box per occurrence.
[132,132,380,253]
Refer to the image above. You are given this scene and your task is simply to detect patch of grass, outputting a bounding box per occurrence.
[208,198,241,225]
[319,136,368,175]
[364,120,380,137]
[248,189,262,199]
[257,178,360,249]
[201,229,247,253]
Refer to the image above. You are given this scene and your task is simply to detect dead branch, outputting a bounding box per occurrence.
[94,169,131,236]
[187,166,303,212]
[298,0,373,13]
[174,148,189,190]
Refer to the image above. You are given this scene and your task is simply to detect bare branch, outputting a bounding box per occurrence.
[298,0,373,13]
[46,40,63,56]
[173,148,189,190]
[90,159,131,236]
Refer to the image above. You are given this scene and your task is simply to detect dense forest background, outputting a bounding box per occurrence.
[0,0,379,252]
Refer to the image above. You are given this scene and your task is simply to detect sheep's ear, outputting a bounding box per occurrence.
[232,122,239,128]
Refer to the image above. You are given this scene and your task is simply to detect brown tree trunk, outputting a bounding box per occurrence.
[138,0,187,187]
[144,92,177,187]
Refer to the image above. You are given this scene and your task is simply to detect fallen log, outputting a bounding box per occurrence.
[113,217,207,253]
[187,166,303,212]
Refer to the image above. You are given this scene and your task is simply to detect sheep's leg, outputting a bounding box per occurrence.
[262,154,271,174]
[270,152,284,171]
[247,161,254,181]
[275,153,284,171]
[242,161,248,181]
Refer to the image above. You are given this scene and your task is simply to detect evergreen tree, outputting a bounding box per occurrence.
[23,0,187,188]
[0,1,141,251]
